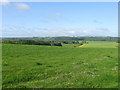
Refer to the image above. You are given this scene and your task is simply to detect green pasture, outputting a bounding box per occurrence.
[2,42,118,88]
[79,41,118,48]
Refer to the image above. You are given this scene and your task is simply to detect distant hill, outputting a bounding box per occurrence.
[2,36,118,42]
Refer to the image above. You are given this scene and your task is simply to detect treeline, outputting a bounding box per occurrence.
[2,40,62,46]
[2,37,118,42]
[53,37,118,41]
[117,37,120,43]
[60,41,80,44]
[2,40,88,47]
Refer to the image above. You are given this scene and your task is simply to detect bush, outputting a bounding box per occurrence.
[52,42,62,46]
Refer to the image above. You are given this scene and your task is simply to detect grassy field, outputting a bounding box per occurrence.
[79,41,118,48]
[2,41,118,88]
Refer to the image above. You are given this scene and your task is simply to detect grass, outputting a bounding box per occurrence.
[79,41,118,48]
[2,41,118,88]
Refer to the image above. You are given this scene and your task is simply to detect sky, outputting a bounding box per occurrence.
[1,1,118,37]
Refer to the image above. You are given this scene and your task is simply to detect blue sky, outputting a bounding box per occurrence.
[1,2,118,37]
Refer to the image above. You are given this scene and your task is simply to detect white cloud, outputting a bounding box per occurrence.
[3,25,117,37]
[1,1,31,10]
[0,0,9,6]
[14,3,30,10]
[68,30,76,34]
[95,27,109,31]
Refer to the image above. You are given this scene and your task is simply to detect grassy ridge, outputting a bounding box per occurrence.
[2,43,118,88]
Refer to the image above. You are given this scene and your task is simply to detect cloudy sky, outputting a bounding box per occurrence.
[1,1,118,37]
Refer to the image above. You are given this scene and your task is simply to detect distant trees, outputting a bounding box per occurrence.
[2,39,90,47]
[61,41,80,44]
[2,40,17,44]
[117,38,120,43]
[2,40,62,47]
[72,41,79,44]
[62,41,69,44]
[2,37,118,42]
[77,40,88,46]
